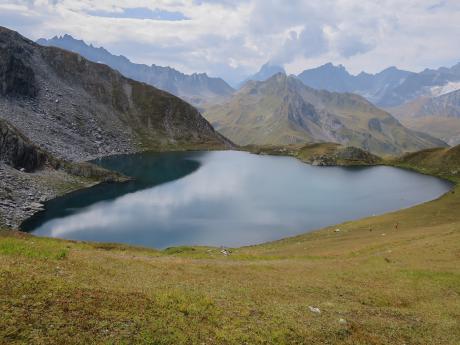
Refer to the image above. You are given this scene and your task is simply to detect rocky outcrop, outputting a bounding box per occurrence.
[0,116,129,229]
[0,118,47,171]
[245,143,382,167]
[0,26,231,163]
[309,146,382,166]
[0,32,37,97]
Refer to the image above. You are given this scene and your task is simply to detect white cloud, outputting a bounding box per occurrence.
[0,0,459,82]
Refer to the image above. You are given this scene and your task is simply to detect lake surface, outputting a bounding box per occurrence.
[22,151,452,248]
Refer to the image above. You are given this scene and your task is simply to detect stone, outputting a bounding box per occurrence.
[308,306,321,314]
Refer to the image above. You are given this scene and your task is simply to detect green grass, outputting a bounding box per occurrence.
[1,145,459,344]
[0,234,68,260]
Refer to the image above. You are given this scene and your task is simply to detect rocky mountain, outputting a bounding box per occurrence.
[297,63,412,106]
[0,26,231,228]
[390,89,460,145]
[0,27,229,163]
[0,116,129,228]
[37,34,234,106]
[297,62,460,107]
[204,73,445,155]
[238,62,286,87]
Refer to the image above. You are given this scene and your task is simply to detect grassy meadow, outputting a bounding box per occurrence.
[1,145,459,344]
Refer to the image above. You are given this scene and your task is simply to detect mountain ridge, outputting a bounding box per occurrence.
[204,73,445,155]
[390,89,460,145]
[297,62,460,107]
[0,26,230,162]
[37,34,235,106]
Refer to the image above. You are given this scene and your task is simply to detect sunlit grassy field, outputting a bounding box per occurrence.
[1,146,459,344]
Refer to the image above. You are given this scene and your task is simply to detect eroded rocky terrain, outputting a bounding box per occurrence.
[0,26,230,229]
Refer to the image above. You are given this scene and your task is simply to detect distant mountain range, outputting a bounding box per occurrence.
[390,89,460,145]
[204,73,445,155]
[237,62,460,146]
[34,34,460,148]
[241,61,460,110]
[37,35,234,106]
[297,62,460,108]
[35,34,460,113]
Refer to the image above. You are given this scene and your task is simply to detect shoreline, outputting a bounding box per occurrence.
[1,145,459,344]
[11,146,457,251]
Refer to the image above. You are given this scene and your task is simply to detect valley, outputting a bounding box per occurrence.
[1,145,459,344]
[0,14,459,345]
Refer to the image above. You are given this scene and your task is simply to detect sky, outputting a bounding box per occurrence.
[1,0,459,85]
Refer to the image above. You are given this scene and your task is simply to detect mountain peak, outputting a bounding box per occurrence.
[260,62,285,73]
[239,62,286,86]
[316,63,347,72]
[35,33,234,105]
[297,63,352,93]
[205,65,443,154]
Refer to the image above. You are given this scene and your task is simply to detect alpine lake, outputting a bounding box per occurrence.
[22,151,452,249]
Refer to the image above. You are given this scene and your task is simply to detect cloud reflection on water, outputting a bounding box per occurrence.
[31,151,452,248]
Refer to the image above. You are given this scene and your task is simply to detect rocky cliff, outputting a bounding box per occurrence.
[0,118,47,171]
[0,26,230,163]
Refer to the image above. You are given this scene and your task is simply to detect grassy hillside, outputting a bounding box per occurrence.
[398,116,460,146]
[204,74,445,156]
[1,145,459,344]
[389,90,460,146]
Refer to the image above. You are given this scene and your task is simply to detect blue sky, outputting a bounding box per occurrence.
[0,0,459,85]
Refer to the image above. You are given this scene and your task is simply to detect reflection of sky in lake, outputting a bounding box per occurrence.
[29,151,452,248]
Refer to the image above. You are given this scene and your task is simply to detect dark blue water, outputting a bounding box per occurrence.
[22,151,452,248]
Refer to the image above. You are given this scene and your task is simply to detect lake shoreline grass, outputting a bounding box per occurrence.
[1,144,459,344]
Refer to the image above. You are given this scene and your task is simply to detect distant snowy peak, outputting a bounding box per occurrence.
[430,81,460,97]
[297,62,460,107]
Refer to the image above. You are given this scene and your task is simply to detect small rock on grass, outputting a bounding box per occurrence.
[308,306,321,314]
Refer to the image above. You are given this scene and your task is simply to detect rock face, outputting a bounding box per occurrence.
[0,116,128,228]
[0,118,47,171]
[37,34,234,107]
[0,26,230,163]
[297,63,412,106]
[0,37,37,97]
[205,73,445,155]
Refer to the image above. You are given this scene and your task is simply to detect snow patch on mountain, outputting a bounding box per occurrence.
[430,81,460,97]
